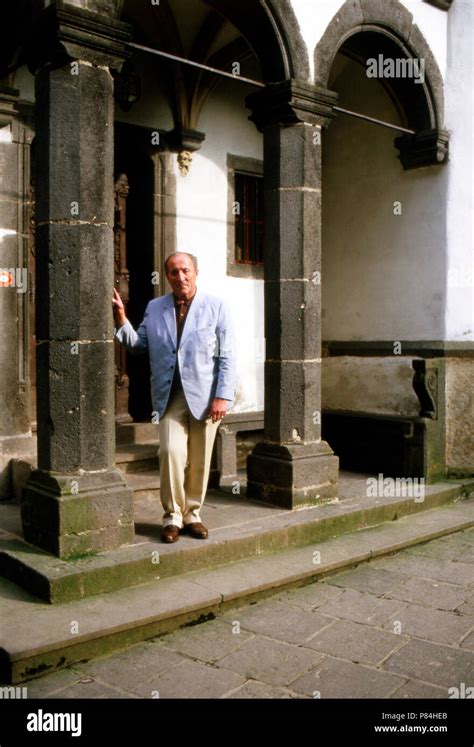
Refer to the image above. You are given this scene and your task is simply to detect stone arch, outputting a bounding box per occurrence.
[119,0,309,84]
[201,0,310,82]
[314,0,445,131]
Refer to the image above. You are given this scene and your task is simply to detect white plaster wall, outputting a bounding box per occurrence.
[174,79,264,413]
[321,55,448,341]
[444,0,474,342]
[399,0,447,77]
[290,0,345,81]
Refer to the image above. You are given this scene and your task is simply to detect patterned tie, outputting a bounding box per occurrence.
[176,298,189,325]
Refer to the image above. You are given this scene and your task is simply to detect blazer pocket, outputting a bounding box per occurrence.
[195,328,217,356]
[196,320,214,332]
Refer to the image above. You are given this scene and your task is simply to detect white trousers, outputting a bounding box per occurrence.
[158,389,220,528]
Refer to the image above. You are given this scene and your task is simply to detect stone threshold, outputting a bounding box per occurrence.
[0,498,473,684]
[0,477,472,605]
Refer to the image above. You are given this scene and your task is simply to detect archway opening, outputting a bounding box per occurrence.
[113,0,306,496]
[321,32,448,478]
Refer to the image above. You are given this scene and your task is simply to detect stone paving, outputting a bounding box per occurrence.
[21,527,474,699]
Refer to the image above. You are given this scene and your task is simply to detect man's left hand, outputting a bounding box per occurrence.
[209,398,228,423]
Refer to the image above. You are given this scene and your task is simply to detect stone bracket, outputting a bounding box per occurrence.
[411,358,447,480]
[395,128,449,170]
[413,359,441,420]
[246,79,339,131]
[164,127,206,176]
[423,0,453,10]
[27,1,133,74]
[164,127,206,154]
[0,86,19,128]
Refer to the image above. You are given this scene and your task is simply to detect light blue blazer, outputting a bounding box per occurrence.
[115,288,235,421]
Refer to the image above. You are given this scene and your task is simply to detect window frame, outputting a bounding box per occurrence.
[227,154,264,279]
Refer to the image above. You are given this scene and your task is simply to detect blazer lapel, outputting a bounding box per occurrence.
[179,287,202,349]
[162,294,177,346]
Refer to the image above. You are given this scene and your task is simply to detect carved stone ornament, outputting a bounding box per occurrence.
[114,172,130,200]
[177,150,193,176]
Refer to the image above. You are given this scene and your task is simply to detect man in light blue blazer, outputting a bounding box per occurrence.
[113,252,235,543]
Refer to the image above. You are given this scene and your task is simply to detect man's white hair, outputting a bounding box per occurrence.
[165,252,198,273]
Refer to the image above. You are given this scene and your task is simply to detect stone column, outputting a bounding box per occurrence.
[0,87,34,498]
[246,80,339,508]
[21,5,135,558]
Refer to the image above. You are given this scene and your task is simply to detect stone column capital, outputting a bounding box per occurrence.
[246,79,339,131]
[27,1,132,74]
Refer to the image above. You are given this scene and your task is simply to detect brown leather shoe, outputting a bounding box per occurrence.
[161,524,180,543]
[183,522,208,540]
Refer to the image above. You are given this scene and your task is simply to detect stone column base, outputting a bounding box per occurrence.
[21,469,134,559]
[247,441,339,508]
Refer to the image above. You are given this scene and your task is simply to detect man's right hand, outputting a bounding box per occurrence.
[112,287,127,328]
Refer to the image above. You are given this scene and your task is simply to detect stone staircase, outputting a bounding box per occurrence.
[0,425,473,684]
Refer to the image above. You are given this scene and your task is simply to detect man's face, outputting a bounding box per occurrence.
[166,254,198,300]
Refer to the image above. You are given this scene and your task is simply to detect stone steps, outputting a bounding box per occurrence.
[126,470,161,498]
[1,478,472,606]
[1,497,473,684]
[116,422,159,446]
[115,443,159,474]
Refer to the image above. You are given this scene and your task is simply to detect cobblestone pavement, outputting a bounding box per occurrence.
[23,527,474,699]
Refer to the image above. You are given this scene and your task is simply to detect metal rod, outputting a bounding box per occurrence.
[129,42,266,88]
[129,42,416,135]
[333,106,415,135]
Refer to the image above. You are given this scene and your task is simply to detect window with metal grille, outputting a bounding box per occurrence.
[234,172,264,265]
